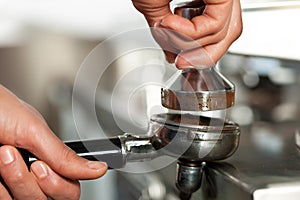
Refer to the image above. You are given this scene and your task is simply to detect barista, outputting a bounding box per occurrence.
[0,0,242,199]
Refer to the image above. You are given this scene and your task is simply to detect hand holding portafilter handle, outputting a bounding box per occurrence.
[0,85,108,199]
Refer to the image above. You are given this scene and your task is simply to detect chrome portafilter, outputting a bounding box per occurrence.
[151,113,239,198]
[23,113,239,200]
[26,113,240,167]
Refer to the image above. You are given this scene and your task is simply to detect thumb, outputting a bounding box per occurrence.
[0,85,107,180]
[27,126,107,180]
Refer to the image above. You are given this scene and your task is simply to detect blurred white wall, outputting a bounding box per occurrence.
[0,0,148,115]
[230,0,300,60]
[0,1,148,200]
[0,0,147,40]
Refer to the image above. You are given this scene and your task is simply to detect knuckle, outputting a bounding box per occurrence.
[210,20,223,33]
[230,21,243,43]
[15,120,45,151]
[49,180,80,200]
[236,20,243,37]
[69,187,81,200]
[215,30,228,43]
[10,171,26,185]
[50,177,61,189]
[12,100,48,150]
[56,147,75,172]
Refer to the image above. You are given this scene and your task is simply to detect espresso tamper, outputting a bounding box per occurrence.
[161,67,235,111]
[159,0,239,199]
[161,1,235,112]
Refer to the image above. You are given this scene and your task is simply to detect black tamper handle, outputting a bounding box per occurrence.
[174,0,206,20]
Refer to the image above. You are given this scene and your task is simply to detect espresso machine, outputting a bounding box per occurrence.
[23,1,242,199]
[39,1,300,199]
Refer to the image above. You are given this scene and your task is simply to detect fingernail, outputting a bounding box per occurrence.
[87,161,107,171]
[0,147,15,165]
[32,162,49,179]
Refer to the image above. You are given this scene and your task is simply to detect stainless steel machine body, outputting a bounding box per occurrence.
[116,120,300,200]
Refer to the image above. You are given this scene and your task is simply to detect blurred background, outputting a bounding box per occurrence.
[0,1,147,199]
[1,0,300,199]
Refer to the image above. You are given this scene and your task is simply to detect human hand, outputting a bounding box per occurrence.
[132,0,243,68]
[0,85,107,199]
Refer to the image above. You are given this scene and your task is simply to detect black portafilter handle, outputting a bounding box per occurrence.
[23,133,158,170]
[0,138,124,197]
[18,137,125,170]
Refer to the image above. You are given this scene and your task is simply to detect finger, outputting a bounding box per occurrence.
[132,0,172,27]
[0,145,47,200]
[0,183,12,200]
[163,50,177,63]
[175,23,241,68]
[175,47,215,69]
[157,27,200,50]
[151,26,179,53]
[151,26,179,63]
[0,86,108,180]
[31,161,80,200]
[175,0,242,68]
[158,17,230,50]
[160,0,232,39]
[26,128,108,180]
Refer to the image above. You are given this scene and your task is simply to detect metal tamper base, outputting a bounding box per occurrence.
[161,67,235,111]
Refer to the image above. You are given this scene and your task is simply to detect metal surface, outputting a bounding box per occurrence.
[150,113,240,162]
[176,162,205,199]
[295,129,300,149]
[27,113,240,168]
[161,0,236,111]
[116,121,300,200]
[161,68,235,111]
[197,122,300,200]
